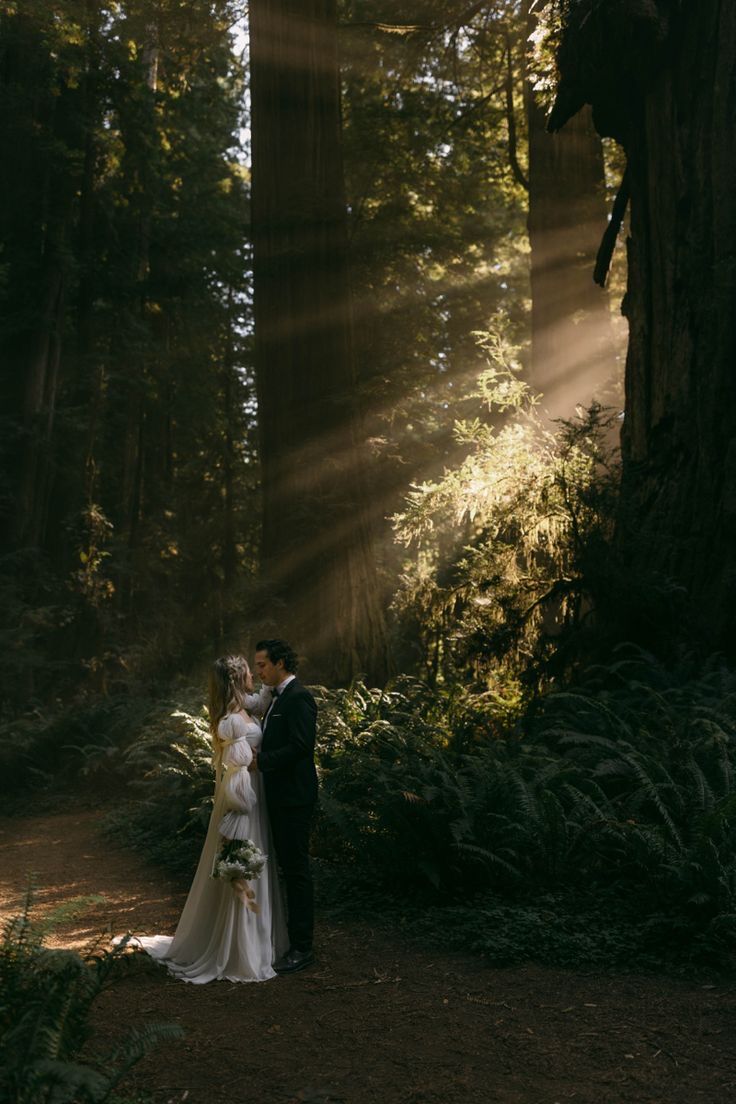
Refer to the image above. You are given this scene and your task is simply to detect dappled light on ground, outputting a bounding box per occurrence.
[0,810,185,951]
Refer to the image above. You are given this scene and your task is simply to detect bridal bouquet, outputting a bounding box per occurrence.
[212,837,267,913]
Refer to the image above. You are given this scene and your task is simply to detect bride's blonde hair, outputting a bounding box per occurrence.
[208,654,251,750]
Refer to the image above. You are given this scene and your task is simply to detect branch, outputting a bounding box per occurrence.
[340,3,491,36]
[338,21,428,34]
[504,32,529,191]
[447,85,505,130]
[594,166,630,287]
[520,576,582,624]
[448,1,490,27]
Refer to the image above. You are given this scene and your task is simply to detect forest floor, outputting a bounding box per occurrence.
[1,802,735,1104]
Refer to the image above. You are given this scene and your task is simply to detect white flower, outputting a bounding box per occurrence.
[212,837,267,882]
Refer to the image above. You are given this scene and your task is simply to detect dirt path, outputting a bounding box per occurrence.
[1,808,734,1104]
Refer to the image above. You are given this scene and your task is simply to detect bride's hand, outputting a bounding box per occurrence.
[248,751,258,773]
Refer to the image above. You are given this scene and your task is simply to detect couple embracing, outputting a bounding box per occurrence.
[138,639,318,982]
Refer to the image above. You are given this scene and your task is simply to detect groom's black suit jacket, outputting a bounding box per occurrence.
[258,678,318,808]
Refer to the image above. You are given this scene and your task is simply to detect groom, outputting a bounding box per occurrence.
[252,638,318,974]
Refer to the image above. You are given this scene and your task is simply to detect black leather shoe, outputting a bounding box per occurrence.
[274,947,314,974]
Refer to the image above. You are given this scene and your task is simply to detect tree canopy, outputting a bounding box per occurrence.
[11,0,730,701]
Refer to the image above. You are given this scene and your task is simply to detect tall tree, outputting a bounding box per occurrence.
[249,0,389,683]
[551,0,736,649]
[0,0,256,701]
[0,4,84,549]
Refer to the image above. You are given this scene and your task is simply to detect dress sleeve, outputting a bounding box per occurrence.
[219,765,257,838]
[218,714,256,839]
[242,686,272,718]
[219,713,252,758]
[217,715,235,742]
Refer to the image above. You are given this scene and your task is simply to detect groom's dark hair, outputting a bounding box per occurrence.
[255,638,298,673]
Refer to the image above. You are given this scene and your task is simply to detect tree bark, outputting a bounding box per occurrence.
[249,0,388,684]
[116,13,159,611]
[552,0,736,652]
[6,18,77,549]
[222,295,237,596]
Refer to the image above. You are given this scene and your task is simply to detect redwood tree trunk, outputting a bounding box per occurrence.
[553,0,736,650]
[7,22,77,549]
[249,0,388,684]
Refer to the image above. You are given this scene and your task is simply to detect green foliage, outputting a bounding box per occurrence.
[0,694,155,798]
[0,549,77,702]
[0,893,183,1104]
[339,0,532,609]
[315,658,736,968]
[533,649,736,931]
[101,694,216,875]
[314,677,527,891]
[405,890,667,970]
[317,871,685,971]
[0,1,256,705]
[527,0,571,105]
[65,655,736,972]
[392,345,621,685]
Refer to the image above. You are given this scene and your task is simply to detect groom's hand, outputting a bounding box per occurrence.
[248,752,258,773]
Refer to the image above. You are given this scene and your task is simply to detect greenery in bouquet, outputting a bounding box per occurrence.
[212,838,267,913]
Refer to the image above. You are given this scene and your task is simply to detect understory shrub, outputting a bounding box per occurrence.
[17,652,733,971]
[0,695,155,798]
[391,361,623,688]
[100,692,214,875]
[0,894,182,1104]
[315,652,736,967]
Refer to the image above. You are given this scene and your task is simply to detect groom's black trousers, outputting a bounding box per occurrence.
[268,803,315,952]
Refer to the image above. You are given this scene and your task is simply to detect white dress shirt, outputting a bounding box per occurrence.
[275,674,296,696]
[263,674,296,729]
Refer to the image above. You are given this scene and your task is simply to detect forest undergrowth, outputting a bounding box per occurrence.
[313,655,736,974]
[0,894,183,1104]
[4,400,736,979]
[5,647,735,979]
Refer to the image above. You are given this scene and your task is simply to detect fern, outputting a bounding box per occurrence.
[100,660,736,968]
[0,893,183,1104]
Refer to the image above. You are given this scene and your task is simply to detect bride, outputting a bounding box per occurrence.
[135,655,288,982]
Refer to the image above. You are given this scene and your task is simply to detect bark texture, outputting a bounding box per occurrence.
[249,0,388,684]
[553,0,736,650]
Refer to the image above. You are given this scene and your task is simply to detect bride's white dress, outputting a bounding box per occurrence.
[135,710,288,982]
